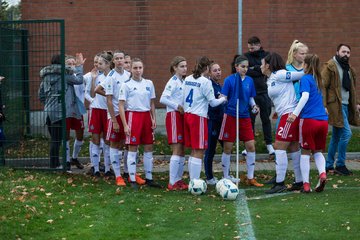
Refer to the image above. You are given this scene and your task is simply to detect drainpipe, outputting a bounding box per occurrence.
[238,0,242,54]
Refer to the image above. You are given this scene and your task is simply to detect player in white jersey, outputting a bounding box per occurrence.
[261,53,304,194]
[160,56,188,191]
[64,55,86,171]
[183,56,226,181]
[87,51,112,177]
[119,58,161,189]
[95,50,130,186]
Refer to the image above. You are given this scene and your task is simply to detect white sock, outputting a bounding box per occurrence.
[169,155,180,185]
[246,152,256,179]
[66,141,70,162]
[92,144,100,172]
[221,153,231,178]
[275,150,288,183]
[188,156,193,179]
[127,151,137,182]
[123,150,128,174]
[110,147,120,177]
[290,150,302,183]
[89,142,94,166]
[99,138,104,155]
[300,155,311,183]
[267,144,275,154]
[144,152,153,180]
[103,144,110,172]
[72,139,83,159]
[177,156,185,181]
[189,157,202,180]
[314,152,326,175]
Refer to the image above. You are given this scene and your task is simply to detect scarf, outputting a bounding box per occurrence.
[335,55,351,91]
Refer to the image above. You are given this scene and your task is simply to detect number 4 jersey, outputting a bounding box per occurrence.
[183,74,215,118]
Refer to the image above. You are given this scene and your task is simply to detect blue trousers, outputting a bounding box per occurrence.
[204,119,223,180]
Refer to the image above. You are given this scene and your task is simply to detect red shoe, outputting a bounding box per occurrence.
[176,180,188,190]
[302,182,311,193]
[116,176,126,186]
[167,183,179,191]
[315,172,327,192]
[128,174,146,185]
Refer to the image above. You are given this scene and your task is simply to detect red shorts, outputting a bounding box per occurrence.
[106,115,126,142]
[66,117,84,131]
[88,108,108,134]
[275,113,299,142]
[299,118,328,150]
[165,111,184,144]
[184,113,208,149]
[218,114,254,142]
[125,111,154,145]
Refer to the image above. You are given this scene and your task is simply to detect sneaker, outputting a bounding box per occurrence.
[268,152,275,161]
[206,177,218,185]
[334,165,353,176]
[93,171,101,178]
[246,178,264,187]
[241,149,247,156]
[87,166,95,175]
[265,183,287,194]
[315,172,327,193]
[176,180,189,190]
[66,162,71,172]
[70,158,84,169]
[104,170,115,178]
[287,181,303,191]
[115,176,126,186]
[302,182,311,193]
[226,175,240,184]
[128,174,146,185]
[265,175,276,185]
[146,179,162,188]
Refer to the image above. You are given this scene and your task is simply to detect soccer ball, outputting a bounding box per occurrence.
[218,180,239,200]
[216,178,234,194]
[188,178,207,195]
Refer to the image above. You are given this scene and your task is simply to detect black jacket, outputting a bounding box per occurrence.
[244,49,269,94]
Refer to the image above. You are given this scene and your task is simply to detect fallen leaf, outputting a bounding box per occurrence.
[256,215,261,218]
[46,219,54,224]
[332,184,338,189]
[58,201,65,205]
[195,208,202,211]
[45,193,52,196]
[347,226,350,231]
[67,178,73,184]
[89,225,93,228]
[145,224,153,227]
[118,200,124,204]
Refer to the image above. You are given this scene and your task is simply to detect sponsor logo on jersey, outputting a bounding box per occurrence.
[185,81,201,87]
[131,136,137,142]
[166,85,172,91]
[178,135,183,140]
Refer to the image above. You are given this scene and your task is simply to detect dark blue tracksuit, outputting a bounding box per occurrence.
[204,79,224,180]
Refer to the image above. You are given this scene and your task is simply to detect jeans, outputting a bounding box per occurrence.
[250,93,273,145]
[326,104,352,168]
[204,119,223,180]
[47,116,63,168]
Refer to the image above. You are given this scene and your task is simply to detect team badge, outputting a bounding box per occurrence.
[286,72,291,80]
[111,133,116,139]
[178,135,183,140]
[131,136,137,142]
[224,132,229,138]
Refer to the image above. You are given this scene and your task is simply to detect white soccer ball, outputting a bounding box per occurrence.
[218,180,239,200]
[188,178,207,195]
[216,178,234,194]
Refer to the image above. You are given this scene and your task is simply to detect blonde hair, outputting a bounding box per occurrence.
[170,56,186,75]
[286,40,308,65]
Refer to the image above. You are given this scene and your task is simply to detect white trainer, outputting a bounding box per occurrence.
[206,177,218,185]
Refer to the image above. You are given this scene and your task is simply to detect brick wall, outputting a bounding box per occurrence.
[22,0,360,108]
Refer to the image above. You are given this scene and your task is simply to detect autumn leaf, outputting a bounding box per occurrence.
[46,219,54,224]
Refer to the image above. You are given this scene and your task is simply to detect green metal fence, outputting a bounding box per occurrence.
[0,19,66,169]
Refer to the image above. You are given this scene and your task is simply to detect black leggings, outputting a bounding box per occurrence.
[47,116,63,168]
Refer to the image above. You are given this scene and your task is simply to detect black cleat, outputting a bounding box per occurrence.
[130,181,138,190]
[334,166,353,176]
[265,183,287,194]
[66,162,71,172]
[145,179,162,188]
[287,181,303,191]
[93,171,101,178]
[71,158,84,169]
[265,175,276,185]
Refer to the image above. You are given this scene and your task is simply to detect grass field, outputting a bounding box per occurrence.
[1,168,359,240]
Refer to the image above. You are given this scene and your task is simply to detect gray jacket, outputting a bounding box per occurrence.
[39,64,84,124]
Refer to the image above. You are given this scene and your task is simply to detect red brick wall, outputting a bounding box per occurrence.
[22,0,360,108]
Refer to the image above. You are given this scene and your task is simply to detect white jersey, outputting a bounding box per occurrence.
[267,69,304,116]
[160,75,184,112]
[101,69,130,118]
[86,73,107,110]
[119,78,156,112]
[183,74,215,118]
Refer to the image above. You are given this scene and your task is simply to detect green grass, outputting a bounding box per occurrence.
[1,168,359,239]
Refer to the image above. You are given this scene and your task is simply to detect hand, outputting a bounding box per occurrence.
[76,53,86,66]
[113,121,120,132]
[177,105,184,114]
[272,112,278,119]
[151,119,157,130]
[124,125,130,136]
[356,104,360,112]
[287,113,297,123]
[251,105,259,115]
[91,68,98,79]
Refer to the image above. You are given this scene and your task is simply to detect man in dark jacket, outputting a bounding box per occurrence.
[244,36,274,157]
